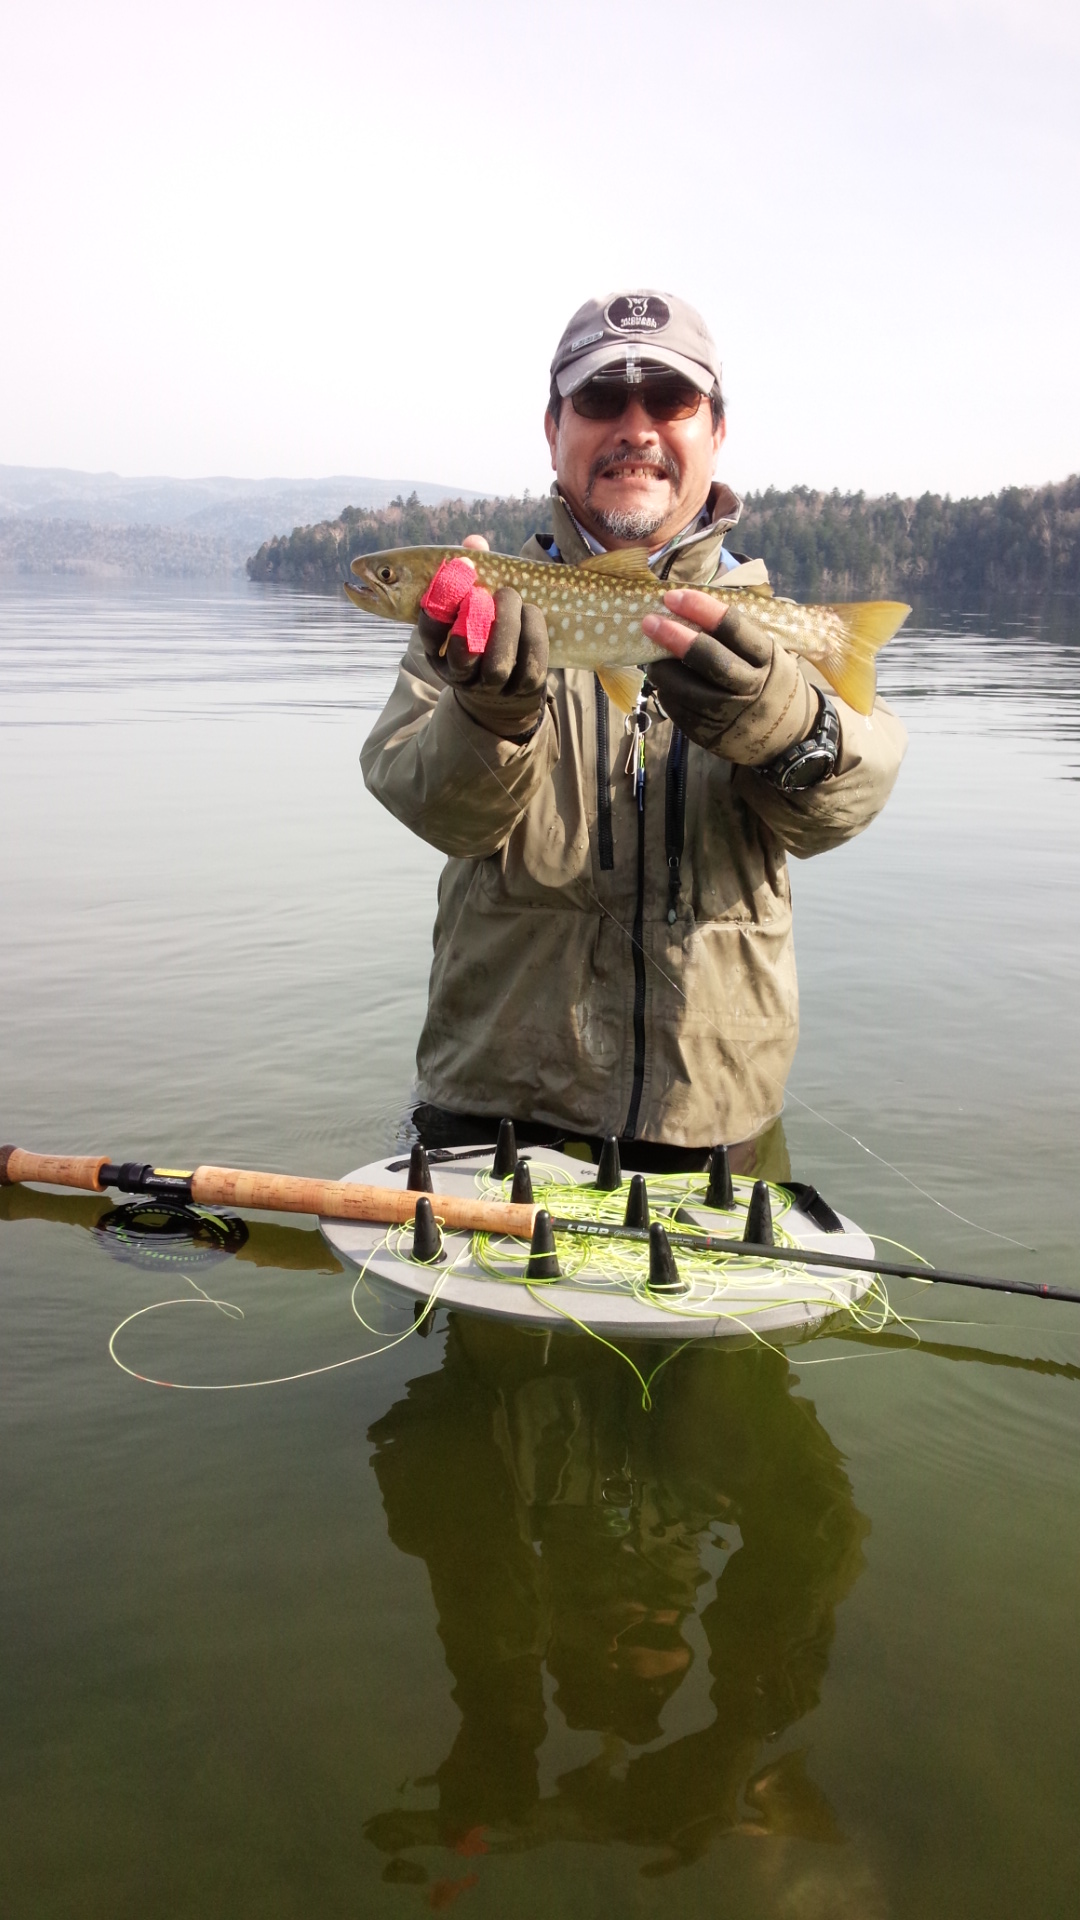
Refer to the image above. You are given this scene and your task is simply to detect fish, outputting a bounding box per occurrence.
[343,544,910,716]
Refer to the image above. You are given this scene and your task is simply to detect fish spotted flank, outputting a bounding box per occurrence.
[343,544,910,716]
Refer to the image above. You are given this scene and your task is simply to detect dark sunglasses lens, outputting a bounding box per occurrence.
[572,381,631,420]
[572,374,702,422]
[645,377,702,421]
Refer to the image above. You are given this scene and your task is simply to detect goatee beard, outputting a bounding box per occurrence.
[584,446,680,544]
[588,504,670,541]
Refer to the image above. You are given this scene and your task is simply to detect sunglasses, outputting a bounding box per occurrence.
[571,369,705,423]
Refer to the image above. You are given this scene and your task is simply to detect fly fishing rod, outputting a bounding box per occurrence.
[3,1140,1075,1308]
[548,1216,1080,1305]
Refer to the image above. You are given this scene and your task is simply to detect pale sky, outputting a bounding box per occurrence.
[2,0,1077,499]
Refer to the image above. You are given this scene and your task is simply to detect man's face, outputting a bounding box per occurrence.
[544,375,725,550]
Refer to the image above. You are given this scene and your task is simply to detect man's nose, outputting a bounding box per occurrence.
[615,397,661,438]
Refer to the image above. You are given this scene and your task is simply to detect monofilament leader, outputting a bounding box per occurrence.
[361,289,907,1177]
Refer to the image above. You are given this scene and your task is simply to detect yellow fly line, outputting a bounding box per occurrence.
[462,1161,893,1334]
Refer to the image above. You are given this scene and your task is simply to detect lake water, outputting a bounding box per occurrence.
[2,580,1079,1918]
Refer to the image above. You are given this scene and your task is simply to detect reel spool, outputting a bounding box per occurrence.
[93,1199,248,1271]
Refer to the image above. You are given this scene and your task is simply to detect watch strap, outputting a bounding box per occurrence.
[757,690,840,792]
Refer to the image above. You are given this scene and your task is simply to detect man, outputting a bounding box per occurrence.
[361,290,906,1173]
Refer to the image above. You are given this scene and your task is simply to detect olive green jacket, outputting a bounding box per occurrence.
[361,486,907,1146]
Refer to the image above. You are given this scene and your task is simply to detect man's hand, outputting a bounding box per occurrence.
[418,541,549,740]
[643,588,818,766]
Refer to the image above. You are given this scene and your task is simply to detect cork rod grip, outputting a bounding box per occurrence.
[0,1147,539,1239]
[0,1147,110,1191]
[189,1165,538,1237]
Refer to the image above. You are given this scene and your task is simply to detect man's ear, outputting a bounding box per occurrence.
[543,409,559,470]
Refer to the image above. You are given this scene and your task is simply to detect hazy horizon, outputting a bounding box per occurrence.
[4,459,1076,514]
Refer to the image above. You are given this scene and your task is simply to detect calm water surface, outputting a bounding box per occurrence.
[2,581,1079,1918]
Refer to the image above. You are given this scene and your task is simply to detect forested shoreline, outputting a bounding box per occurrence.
[247,476,1080,599]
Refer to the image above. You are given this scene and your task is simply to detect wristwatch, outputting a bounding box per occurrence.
[758,690,840,792]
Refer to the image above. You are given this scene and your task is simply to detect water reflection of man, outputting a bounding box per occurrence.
[364,1320,867,1878]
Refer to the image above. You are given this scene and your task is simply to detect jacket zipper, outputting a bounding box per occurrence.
[593,677,614,871]
[623,715,688,1139]
[665,727,688,923]
[622,693,651,1141]
[623,759,648,1140]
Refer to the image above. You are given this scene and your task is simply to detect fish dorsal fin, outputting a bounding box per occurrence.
[596,666,646,714]
[715,557,770,589]
[718,580,774,601]
[578,547,657,581]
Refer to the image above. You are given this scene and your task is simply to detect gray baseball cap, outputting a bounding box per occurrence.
[550,289,721,398]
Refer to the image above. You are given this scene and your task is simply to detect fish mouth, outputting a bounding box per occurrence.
[344,560,421,624]
[345,560,400,616]
[343,570,402,618]
[343,579,377,611]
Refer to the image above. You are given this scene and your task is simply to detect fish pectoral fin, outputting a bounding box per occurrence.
[597,666,646,714]
[820,601,911,714]
[577,547,657,581]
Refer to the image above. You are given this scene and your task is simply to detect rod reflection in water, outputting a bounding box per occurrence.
[365,1319,866,1876]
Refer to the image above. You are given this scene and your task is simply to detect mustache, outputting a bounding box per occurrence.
[585,444,681,492]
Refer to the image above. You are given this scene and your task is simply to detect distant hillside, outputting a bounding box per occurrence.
[248,492,553,588]
[738,478,1080,597]
[0,518,237,579]
[0,466,481,576]
[248,477,1080,599]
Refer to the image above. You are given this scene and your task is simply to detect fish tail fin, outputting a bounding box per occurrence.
[819,602,910,714]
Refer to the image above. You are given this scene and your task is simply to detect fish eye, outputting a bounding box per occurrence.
[376,564,398,584]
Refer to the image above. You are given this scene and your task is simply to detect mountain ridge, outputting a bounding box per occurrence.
[0,465,486,574]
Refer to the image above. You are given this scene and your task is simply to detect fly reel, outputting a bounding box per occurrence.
[93,1199,248,1271]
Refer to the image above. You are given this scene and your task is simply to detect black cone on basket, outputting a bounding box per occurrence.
[408,1143,434,1193]
[493,1118,518,1180]
[706,1144,734,1209]
[510,1159,533,1205]
[648,1222,684,1293]
[410,1194,443,1263]
[745,1179,775,1247]
[595,1135,622,1191]
[527,1209,560,1279]
[623,1174,649,1229]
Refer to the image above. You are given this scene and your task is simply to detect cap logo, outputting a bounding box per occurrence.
[605,293,670,335]
[568,329,604,352]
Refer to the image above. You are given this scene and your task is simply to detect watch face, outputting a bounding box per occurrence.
[760,693,839,792]
[780,746,834,791]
